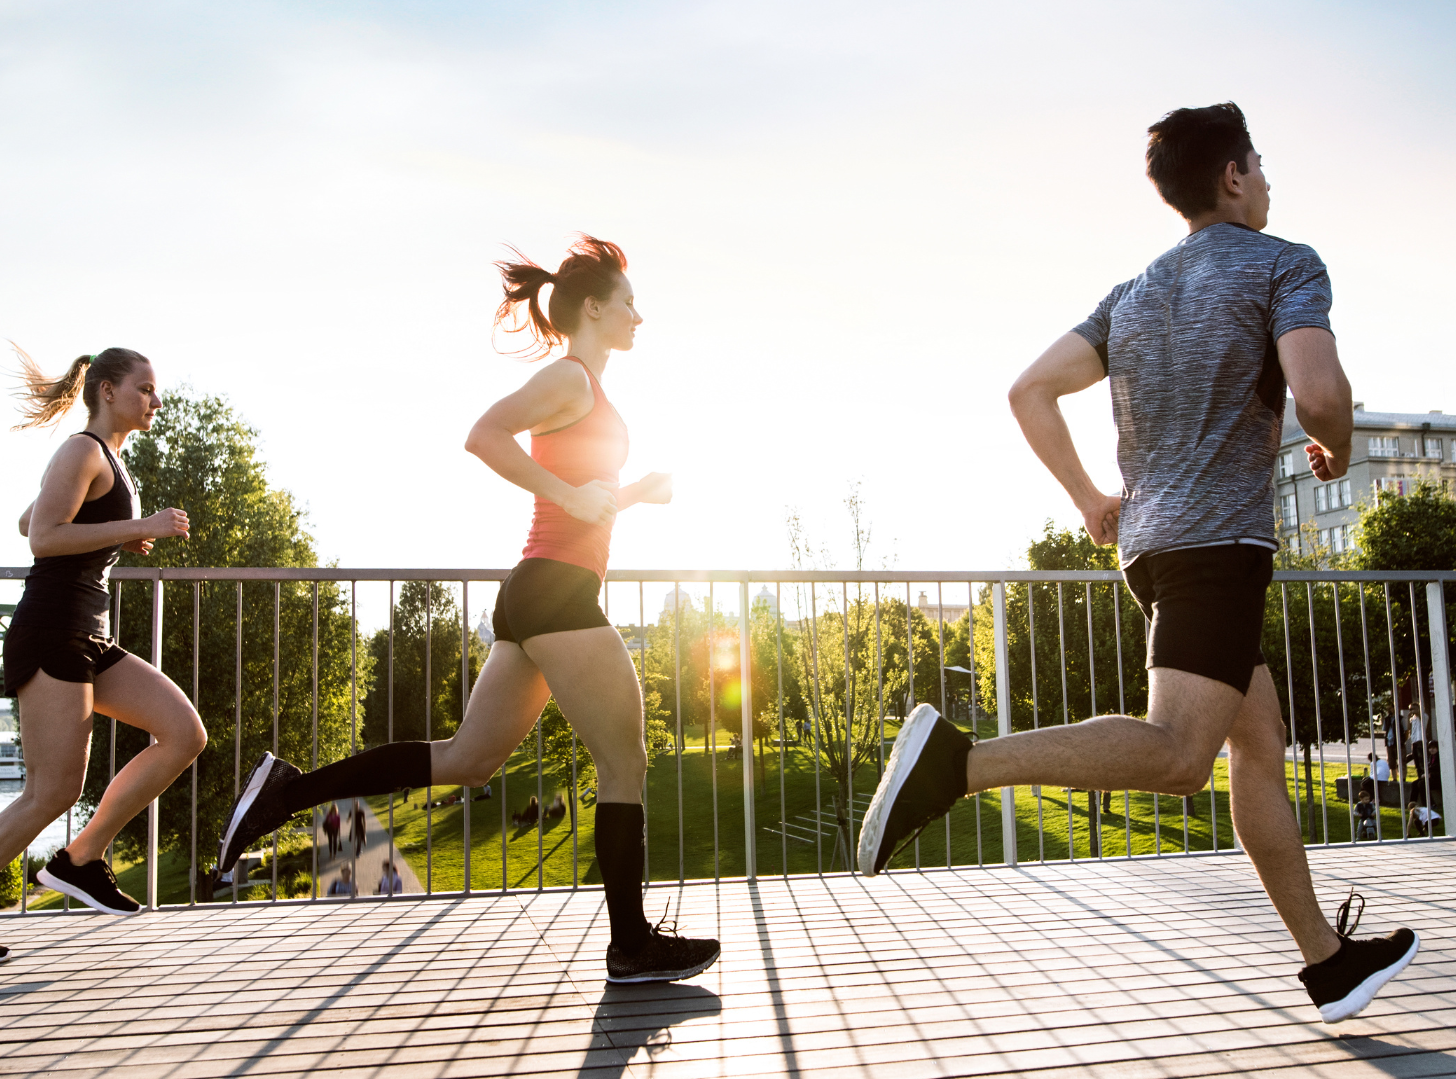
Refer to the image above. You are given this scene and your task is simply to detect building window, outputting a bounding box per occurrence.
[1314,486,1326,513]
[1369,436,1400,458]
[1279,492,1297,530]
[1425,437,1444,460]
[1376,476,1415,496]
[1277,452,1293,479]
[1339,478,1351,507]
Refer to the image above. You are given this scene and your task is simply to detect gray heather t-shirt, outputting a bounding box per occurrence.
[1072,222,1332,567]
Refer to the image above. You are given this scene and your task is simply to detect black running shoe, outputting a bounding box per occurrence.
[1299,891,1419,1023]
[605,923,721,984]
[218,751,301,872]
[858,704,974,875]
[36,850,140,915]
[0,945,9,964]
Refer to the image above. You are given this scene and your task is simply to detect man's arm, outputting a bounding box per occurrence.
[1008,332,1121,545]
[1278,327,1352,481]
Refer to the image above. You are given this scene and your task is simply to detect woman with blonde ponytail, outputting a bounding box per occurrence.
[1,346,206,935]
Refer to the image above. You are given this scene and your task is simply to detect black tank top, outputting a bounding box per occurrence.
[12,431,140,635]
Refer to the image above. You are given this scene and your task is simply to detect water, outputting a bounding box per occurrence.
[0,780,78,859]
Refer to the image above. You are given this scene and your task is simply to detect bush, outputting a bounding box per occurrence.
[0,857,21,907]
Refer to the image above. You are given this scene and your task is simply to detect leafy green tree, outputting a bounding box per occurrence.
[87,389,367,873]
[360,581,485,747]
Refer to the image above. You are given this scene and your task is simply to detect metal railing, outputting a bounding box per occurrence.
[2,566,1452,914]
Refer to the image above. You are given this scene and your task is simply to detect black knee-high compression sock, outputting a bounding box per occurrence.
[594,802,652,953]
[281,741,433,815]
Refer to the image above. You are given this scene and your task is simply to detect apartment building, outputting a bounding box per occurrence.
[1275,398,1456,553]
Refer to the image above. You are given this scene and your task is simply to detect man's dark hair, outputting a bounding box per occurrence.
[1145,102,1255,218]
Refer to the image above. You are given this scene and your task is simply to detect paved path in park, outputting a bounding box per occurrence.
[311,799,423,898]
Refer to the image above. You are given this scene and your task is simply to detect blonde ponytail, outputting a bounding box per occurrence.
[9,343,149,431]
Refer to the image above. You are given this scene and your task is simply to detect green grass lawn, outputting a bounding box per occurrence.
[24,722,1424,908]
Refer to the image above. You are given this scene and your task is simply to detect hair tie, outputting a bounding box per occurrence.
[85,354,96,364]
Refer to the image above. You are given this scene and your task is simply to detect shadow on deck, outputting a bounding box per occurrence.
[1,843,1453,1078]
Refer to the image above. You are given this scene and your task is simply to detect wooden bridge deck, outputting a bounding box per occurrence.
[2,842,1453,1078]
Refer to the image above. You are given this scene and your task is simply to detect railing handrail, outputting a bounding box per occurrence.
[4,566,1455,583]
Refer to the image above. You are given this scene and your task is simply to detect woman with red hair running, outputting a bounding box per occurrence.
[217,237,719,983]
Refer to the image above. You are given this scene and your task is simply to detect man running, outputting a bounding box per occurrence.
[859,102,1417,1024]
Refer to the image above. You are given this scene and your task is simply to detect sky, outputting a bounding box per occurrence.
[2,0,1454,591]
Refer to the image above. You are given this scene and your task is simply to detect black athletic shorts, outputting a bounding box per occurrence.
[492,558,610,645]
[1123,543,1273,695]
[2,624,129,696]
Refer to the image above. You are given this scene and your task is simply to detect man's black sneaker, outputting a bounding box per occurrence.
[858,704,973,875]
[218,751,301,872]
[36,850,140,915]
[1298,891,1419,1023]
[605,925,721,984]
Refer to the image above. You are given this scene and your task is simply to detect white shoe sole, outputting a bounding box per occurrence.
[35,869,140,916]
[219,752,275,870]
[857,703,942,877]
[606,949,720,984]
[1319,931,1420,1023]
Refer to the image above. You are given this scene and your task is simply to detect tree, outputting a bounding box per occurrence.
[360,581,486,747]
[86,389,367,871]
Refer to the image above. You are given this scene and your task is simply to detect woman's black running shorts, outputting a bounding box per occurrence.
[2,624,129,696]
[1123,543,1273,695]
[492,558,610,645]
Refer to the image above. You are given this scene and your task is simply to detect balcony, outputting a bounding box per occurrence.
[2,565,1454,1076]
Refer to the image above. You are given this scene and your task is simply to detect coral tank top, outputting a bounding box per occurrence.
[522,357,629,578]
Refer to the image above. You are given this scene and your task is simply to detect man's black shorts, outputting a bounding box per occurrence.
[1123,543,1272,695]
[2,624,129,697]
[492,558,610,645]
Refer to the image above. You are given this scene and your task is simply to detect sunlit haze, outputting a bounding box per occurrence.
[3,1,1453,590]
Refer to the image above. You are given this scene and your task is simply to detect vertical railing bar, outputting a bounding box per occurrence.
[190,582,199,904]
[458,582,470,893]
[1408,582,1434,835]
[423,584,435,891]
[1057,583,1073,861]
[1028,583,1043,863]
[272,582,280,900]
[740,578,756,881]
[233,582,242,904]
[710,582,720,881]
[1280,583,1302,838]
[874,583,884,779]
[937,581,949,867]
[639,582,650,886]
[388,581,401,895]
[106,583,120,874]
[1382,585,1408,838]
[969,583,981,867]
[535,578,543,891]
[1331,583,1355,844]
[1306,582,1329,844]
[1085,582,1101,859]
[1358,583,1382,841]
[991,583,1015,867]
[1145,610,1160,855]
[809,583,823,874]
[1424,581,1456,839]
[778,582,787,878]
[310,582,318,901]
[1114,584,1131,858]
[674,582,683,884]
[906,582,918,870]
[145,577,161,910]
[351,581,359,898]
[844,582,855,872]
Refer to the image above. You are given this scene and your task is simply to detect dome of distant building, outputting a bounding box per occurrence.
[476,612,495,647]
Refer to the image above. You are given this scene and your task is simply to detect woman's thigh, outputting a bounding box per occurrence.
[92,655,203,744]
[521,626,643,761]
[433,641,553,785]
[16,670,94,798]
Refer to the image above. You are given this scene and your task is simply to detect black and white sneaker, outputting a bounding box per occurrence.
[218,751,301,872]
[605,924,721,984]
[858,704,974,876]
[0,945,9,964]
[36,850,141,915]
[1299,891,1419,1023]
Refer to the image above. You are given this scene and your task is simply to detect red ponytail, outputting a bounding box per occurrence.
[494,235,628,360]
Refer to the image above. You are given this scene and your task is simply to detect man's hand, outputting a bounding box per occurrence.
[1306,442,1349,481]
[1080,493,1122,546]
[122,538,155,555]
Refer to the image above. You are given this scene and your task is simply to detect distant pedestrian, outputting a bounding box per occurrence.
[350,800,367,857]
[1408,706,1425,780]
[377,860,403,896]
[326,866,357,898]
[1385,716,1403,781]
[1407,800,1441,838]
[1354,791,1377,841]
[324,802,341,858]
